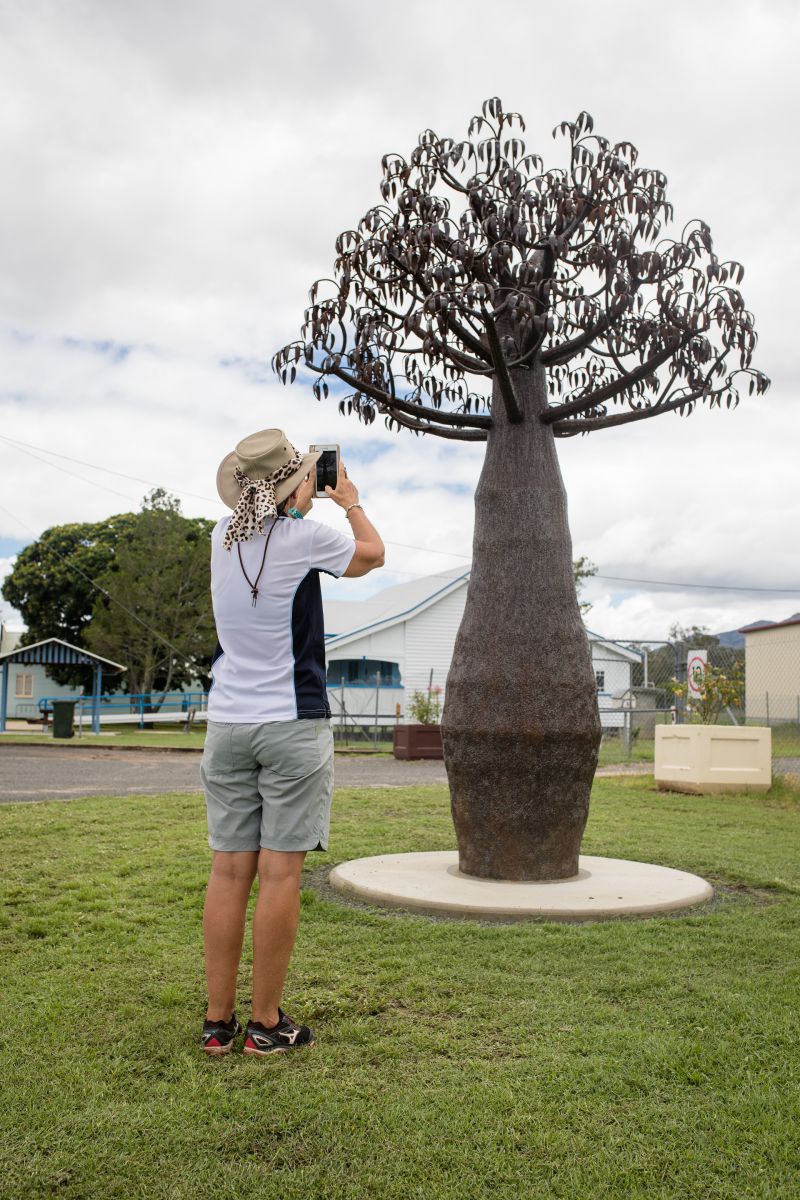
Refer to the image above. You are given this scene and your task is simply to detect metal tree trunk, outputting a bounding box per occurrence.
[441,363,602,881]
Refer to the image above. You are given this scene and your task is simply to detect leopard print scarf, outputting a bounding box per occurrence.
[222,450,304,550]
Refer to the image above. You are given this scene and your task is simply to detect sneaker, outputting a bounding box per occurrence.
[243,1008,315,1056]
[200,1013,242,1056]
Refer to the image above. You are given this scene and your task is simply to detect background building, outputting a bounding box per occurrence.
[0,623,92,720]
[743,614,800,723]
[323,568,642,731]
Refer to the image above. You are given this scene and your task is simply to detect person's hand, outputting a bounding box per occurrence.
[291,471,315,517]
[325,460,359,509]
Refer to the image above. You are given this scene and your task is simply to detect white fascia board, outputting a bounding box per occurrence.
[0,636,127,670]
[586,631,644,664]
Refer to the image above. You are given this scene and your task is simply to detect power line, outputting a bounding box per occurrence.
[0,433,222,506]
[0,436,141,503]
[591,574,800,595]
[1,435,797,595]
[0,500,188,661]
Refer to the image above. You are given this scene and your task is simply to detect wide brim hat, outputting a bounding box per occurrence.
[216,429,321,510]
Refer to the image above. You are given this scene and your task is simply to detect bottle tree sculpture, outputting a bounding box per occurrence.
[274,99,769,881]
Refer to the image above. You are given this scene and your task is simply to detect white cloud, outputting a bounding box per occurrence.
[0,556,22,624]
[0,0,797,643]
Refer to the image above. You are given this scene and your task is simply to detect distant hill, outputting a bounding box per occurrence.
[715,612,800,649]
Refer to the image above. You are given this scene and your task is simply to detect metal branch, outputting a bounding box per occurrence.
[483,310,523,424]
[385,247,493,364]
[551,388,707,434]
[409,325,493,375]
[328,365,491,429]
[541,281,642,366]
[541,331,693,424]
[305,360,394,408]
[387,408,488,441]
[386,394,491,429]
[275,102,769,449]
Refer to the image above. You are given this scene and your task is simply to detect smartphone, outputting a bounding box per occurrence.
[310,444,340,497]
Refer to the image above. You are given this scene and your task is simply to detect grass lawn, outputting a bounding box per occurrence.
[4,724,798,764]
[1,777,799,1199]
[597,735,655,765]
[597,725,800,765]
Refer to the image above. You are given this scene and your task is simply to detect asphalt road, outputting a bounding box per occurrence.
[5,743,782,806]
[0,744,448,804]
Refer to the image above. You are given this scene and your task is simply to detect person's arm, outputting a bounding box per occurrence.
[324,461,385,578]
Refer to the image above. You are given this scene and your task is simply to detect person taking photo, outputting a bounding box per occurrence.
[198,428,384,1057]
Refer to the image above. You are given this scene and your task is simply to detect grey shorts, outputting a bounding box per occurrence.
[200,717,335,853]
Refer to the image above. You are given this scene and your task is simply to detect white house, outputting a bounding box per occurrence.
[322,567,642,731]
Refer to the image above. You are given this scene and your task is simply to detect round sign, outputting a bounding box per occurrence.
[687,653,707,697]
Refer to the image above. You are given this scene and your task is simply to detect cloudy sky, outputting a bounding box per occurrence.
[1,0,797,643]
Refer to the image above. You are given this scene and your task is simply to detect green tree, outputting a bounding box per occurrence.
[2,490,216,696]
[668,622,719,651]
[574,556,597,616]
[1,512,139,687]
[84,490,215,699]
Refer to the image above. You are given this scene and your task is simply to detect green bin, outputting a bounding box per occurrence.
[52,700,76,739]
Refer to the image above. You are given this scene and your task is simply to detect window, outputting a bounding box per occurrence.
[15,673,34,699]
[327,659,402,687]
[595,671,605,691]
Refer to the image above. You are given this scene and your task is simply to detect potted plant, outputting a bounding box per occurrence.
[656,661,771,793]
[393,687,443,760]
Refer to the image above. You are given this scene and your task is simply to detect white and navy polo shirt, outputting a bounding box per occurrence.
[207,515,355,722]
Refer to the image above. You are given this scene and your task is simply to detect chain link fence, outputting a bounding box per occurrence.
[595,634,800,771]
[325,630,800,770]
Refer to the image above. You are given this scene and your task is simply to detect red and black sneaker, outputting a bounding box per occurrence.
[200,1013,242,1056]
[243,1008,315,1056]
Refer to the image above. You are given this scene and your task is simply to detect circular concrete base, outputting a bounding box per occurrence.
[329,851,713,922]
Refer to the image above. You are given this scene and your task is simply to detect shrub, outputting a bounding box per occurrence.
[407,687,442,725]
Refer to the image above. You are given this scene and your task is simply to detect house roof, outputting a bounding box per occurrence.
[585,633,644,663]
[323,566,469,637]
[324,568,644,661]
[0,637,126,670]
[739,613,800,636]
[324,568,470,650]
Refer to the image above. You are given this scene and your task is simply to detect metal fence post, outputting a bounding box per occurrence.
[623,708,631,759]
[0,662,8,733]
[91,665,103,734]
[674,641,685,724]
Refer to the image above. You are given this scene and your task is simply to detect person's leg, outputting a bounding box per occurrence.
[203,850,259,1021]
[251,848,307,1027]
